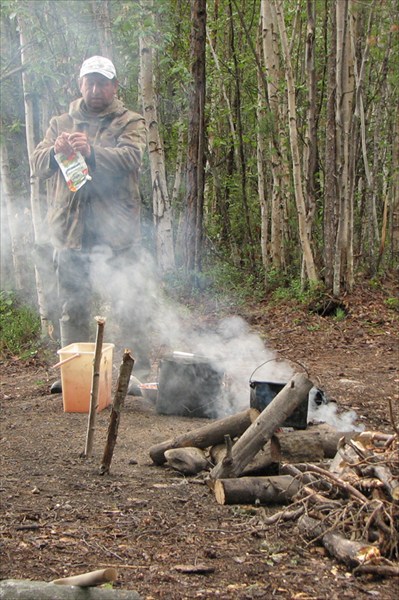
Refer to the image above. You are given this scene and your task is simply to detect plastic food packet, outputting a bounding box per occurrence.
[54,150,92,192]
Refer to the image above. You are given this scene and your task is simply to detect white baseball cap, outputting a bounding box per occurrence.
[79,56,117,80]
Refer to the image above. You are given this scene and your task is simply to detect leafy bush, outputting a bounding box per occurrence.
[0,291,41,358]
[271,278,325,305]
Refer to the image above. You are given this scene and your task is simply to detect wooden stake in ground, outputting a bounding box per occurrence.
[84,316,106,458]
[99,350,134,475]
[210,373,314,480]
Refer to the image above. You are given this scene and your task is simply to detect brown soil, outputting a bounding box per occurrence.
[1,280,398,599]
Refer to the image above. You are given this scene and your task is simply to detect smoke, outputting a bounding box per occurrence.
[308,402,364,432]
[2,206,365,432]
[63,246,365,430]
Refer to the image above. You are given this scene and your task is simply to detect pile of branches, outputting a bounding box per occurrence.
[266,432,398,576]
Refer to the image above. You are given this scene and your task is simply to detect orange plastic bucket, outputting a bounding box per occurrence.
[56,343,114,413]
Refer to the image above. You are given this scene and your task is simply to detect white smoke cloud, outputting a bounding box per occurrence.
[308,402,364,432]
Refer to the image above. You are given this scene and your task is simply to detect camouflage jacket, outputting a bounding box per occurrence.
[31,97,147,251]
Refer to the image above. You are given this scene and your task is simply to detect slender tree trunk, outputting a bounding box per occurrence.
[304,0,318,226]
[256,33,269,278]
[182,0,206,274]
[90,0,113,58]
[0,142,27,290]
[228,0,256,268]
[324,0,337,290]
[273,0,318,284]
[18,9,58,336]
[333,0,355,294]
[139,30,175,273]
[391,110,399,264]
[260,0,289,271]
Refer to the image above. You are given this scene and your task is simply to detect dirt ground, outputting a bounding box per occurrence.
[1,279,398,599]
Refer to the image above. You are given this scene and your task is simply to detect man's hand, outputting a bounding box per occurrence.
[68,132,91,158]
[54,132,73,155]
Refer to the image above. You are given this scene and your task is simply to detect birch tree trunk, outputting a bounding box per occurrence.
[256,40,269,277]
[304,0,318,227]
[352,3,380,273]
[139,31,175,273]
[0,142,27,290]
[18,9,58,337]
[273,0,318,284]
[260,0,289,271]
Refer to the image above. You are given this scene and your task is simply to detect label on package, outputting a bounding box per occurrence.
[54,150,92,192]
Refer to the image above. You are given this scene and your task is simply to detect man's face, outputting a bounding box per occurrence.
[79,73,118,112]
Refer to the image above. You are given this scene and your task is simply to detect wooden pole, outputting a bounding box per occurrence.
[84,317,106,458]
[99,350,134,475]
[210,373,314,480]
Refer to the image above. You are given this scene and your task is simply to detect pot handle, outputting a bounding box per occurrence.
[249,357,309,384]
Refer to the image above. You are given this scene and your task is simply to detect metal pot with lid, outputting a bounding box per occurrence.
[156,352,224,419]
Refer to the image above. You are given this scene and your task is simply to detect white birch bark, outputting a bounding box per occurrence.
[273,0,318,283]
[18,14,45,246]
[256,34,269,274]
[18,10,56,335]
[260,0,290,270]
[0,142,25,290]
[139,33,175,272]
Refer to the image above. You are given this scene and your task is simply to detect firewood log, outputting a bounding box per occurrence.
[322,531,381,567]
[209,443,229,465]
[51,568,117,587]
[242,424,355,476]
[149,408,259,465]
[242,444,275,475]
[164,447,210,475]
[0,579,141,599]
[298,515,380,567]
[363,465,399,502]
[210,373,314,480]
[213,475,300,505]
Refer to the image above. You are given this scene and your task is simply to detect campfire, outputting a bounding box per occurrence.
[148,373,399,577]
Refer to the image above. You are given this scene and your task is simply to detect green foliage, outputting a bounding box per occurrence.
[0,291,41,359]
[201,259,266,303]
[333,307,347,322]
[385,297,399,312]
[271,277,325,305]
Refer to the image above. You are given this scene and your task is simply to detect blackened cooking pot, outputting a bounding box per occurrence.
[249,380,309,429]
[156,353,224,419]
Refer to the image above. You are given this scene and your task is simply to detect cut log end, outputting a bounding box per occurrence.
[214,480,227,505]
